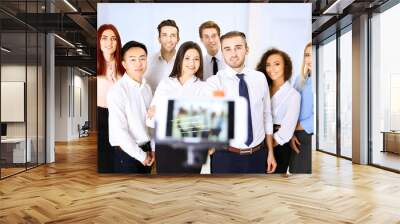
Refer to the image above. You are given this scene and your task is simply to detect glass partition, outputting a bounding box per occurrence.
[370,3,400,171]
[0,1,46,179]
[1,30,28,177]
[317,36,337,155]
[339,28,352,158]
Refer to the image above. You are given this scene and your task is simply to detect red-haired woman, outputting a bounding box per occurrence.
[97,24,125,173]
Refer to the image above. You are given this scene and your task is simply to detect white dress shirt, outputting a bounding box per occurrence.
[206,66,273,149]
[151,76,206,107]
[144,51,176,94]
[203,50,226,80]
[271,81,301,145]
[147,76,206,128]
[107,74,153,163]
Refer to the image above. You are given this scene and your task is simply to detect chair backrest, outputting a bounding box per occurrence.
[82,121,90,129]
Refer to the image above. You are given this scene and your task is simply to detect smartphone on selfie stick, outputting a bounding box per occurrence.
[152,96,248,167]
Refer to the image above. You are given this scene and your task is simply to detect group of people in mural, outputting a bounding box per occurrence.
[96,19,314,174]
[171,105,227,140]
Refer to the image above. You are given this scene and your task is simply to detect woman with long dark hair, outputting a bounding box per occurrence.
[147,41,207,173]
[97,24,125,173]
[256,48,300,174]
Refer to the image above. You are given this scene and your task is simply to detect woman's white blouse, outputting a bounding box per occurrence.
[147,76,206,128]
[271,81,301,145]
[151,76,205,107]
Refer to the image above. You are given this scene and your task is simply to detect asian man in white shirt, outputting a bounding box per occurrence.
[107,41,155,173]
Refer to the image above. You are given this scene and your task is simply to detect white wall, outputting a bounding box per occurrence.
[98,3,311,79]
[54,67,89,141]
[55,66,68,141]
[72,72,89,138]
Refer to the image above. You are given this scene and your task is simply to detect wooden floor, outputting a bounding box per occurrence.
[1,163,44,178]
[1,135,400,223]
[372,150,400,171]
[1,167,26,178]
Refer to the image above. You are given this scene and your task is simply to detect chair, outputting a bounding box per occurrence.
[79,121,90,138]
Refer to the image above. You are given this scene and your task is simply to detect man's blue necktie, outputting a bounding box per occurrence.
[236,73,253,146]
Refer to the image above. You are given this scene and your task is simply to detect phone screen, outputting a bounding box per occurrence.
[166,99,234,142]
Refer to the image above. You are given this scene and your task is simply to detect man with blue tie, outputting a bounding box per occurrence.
[206,31,277,173]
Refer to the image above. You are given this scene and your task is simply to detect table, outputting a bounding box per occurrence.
[381,131,400,154]
[1,138,32,164]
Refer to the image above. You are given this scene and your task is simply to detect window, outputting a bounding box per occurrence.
[339,28,352,158]
[370,3,400,171]
[0,1,46,179]
[317,36,337,154]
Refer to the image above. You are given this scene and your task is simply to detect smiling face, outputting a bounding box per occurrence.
[221,36,248,71]
[304,45,312,73]
[122,47,147,79]
[266,53,285,82]
[100,29,117,57]
[181,48,201,76]
[158,25,179,53]
[201,28,220,56]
